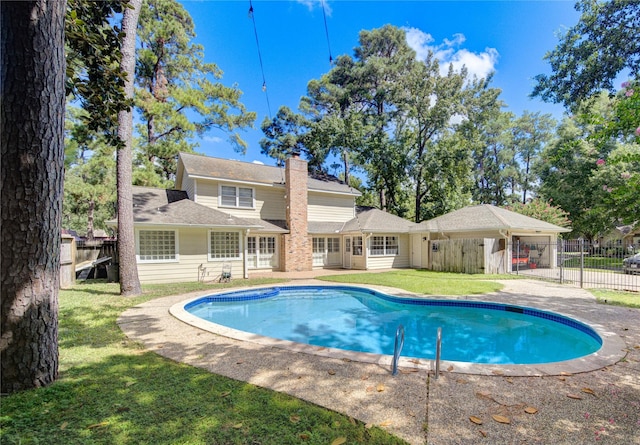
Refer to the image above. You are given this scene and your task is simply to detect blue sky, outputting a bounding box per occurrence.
[182,0,580,165]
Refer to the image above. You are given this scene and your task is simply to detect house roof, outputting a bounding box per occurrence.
[177,152,361,196]
[341,207,415,234]
[131,186,262,228]
[412,204,571,234]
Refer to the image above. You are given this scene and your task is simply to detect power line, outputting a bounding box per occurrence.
[248,0,272,118]
[321,0,333,64]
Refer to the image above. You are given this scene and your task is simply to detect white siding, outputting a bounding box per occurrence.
[308,192,355,223]
[255,187,286,220]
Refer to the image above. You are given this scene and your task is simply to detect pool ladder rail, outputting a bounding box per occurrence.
[391,324,405,376]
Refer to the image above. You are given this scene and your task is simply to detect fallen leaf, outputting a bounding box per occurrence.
[299,433,310,440]
[407,410,416,417]
[633,345,640,349]
[290,415,300,423]
[361,374,370,380]
[236,360,244,364]
[342,358,351,362]
[348,417,357,425]
[365,423,373,429]
[524,407,538,414]
[220,391,231,398]
[567,394,583,400]
[476,391,492,399]
[491,370,504,376]
[492,415,511,424]
[479,430,488,437]
[328,369,336,375]
[87,422,108,430]
[233,423,243,429]
[376,384,385,392]
[469,416,483,425]
[409,358,420,364]
[116,406,130,413]
[456,378,468,384]
[581,387,596,396]
[60,422,68,430]
[331,437,347,445]
[379,420,392,427]
[560,371,573,376]
[400,368,419,374]
[557,377,566,381]
[447,365,454,372]
[505,377,514,384]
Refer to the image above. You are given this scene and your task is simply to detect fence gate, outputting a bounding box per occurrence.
[512,239,639,292]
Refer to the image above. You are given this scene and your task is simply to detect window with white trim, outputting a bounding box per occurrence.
[327,237,340,253]
[209,231,241,260]
[219,185,254,208]
[312,237,325,253]
[370,235,399,256]
[138,230,177,262]
[353,236,363,256]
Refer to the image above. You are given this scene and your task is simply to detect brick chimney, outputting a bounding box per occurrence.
[282,154,312,271]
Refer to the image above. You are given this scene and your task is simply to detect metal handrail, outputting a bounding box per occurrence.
[391,324,405,376]
[435,327,442,379]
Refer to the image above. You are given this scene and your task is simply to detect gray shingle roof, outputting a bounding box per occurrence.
[132,186,261,228]
[341,207,415,233]
[411,204,571,233]
[178,152,360,196]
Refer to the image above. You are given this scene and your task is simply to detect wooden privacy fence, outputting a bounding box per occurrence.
[430,238,492,274]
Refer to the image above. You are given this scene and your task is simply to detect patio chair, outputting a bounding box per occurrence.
[220,262,232,282]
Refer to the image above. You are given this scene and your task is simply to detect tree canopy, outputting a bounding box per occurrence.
[532,0,640,109]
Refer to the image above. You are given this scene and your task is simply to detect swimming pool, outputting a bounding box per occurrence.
[183,285,602,365]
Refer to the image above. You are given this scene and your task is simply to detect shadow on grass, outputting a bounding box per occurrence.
[0,353,406,445]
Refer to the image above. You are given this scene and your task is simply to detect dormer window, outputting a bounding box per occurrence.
[220,185,254,209]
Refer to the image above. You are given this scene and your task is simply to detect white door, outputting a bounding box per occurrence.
[343,236,352,269]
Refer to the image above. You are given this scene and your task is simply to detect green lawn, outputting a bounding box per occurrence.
[591,289,640,309]
[0,279,407,445]
[319,269,514,295]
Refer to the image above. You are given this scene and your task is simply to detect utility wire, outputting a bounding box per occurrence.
[248,0,272,118]
[321,0,333,64]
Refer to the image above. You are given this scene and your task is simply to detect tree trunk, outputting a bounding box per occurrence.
[1,0,66,393]
[117,0,142,296]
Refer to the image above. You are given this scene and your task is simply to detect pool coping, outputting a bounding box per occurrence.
[169,283,627,377]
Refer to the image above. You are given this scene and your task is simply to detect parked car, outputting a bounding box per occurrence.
[623,253,640,274]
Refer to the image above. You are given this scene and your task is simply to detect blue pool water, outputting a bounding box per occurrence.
[185,286,602,365]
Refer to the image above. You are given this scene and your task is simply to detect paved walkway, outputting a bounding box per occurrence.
[118,277,640,444]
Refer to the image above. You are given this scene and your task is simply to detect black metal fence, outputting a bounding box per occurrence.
[512,239,639,292]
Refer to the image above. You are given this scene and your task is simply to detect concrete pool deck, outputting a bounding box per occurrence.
[118,278,640,444]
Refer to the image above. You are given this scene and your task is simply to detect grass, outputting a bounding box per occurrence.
[0,278,408,445]
[318,269,515,295]
[591,289,640,309]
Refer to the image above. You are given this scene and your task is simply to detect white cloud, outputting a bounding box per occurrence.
[203,136,223,144]
[296,0,332,15]
[403,27,498,80]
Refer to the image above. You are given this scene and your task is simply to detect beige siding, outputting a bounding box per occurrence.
[308,192,355,222]
[183,177,195,200]
[191,178,285,220]
[136,227,246,284]
[366,235,410,269]
[194,180,218,208]
[255,187,286,220]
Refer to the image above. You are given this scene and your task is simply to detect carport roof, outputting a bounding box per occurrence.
[412,204,571,234]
